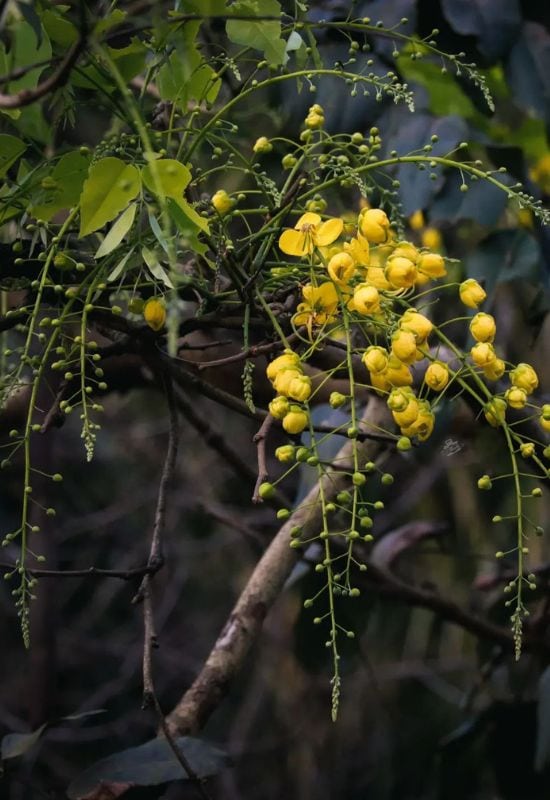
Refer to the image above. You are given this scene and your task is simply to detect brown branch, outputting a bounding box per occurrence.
[164,397,390,736]
[362,561,550,656]
[195,335,299,371]
[0,57,62,85]
[0,35,86,110]
[252,414,275,503]
[0,562,157,580]
[141,582,214,800]
[133,374,179,604]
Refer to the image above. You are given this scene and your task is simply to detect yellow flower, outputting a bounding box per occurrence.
[417,252,446,279]
[363,346,389,374]
[266,351,301,382]
[385,256,417,289]
[253,136,273,154]
[459,279,486,309]
[211,189,233,215]
[343,233,370,266]
[425,361,449,391]
[294,281,339,335]
[521,442,535,458]
[421,227,442,251]
[510,363,538,395]
[143,298,166,331]
[275,445,295,462]
[369,371,391,394]
[279,212,343,257]
[392,242,419,263]
[539,416,550,433]
[352,283,380,315]
[327,251,355,285]
[391,330,417,364]
[470,312,496,343]
[399,309,433,344]
[529,154,550,193]
[278,372,312,402]
[269,395,290,419]
[401,400,434,441]
[392,399,420,428]
[484,397,507,427]
[366,265,391,290]
[483,358,505,381]
[505,386,527,409]
[359,208,391,243]
[387,387,415,412]
[305,111,324,129]
[518,208,533,229]
[471,342,496,367]
[385,355,413,387]
[282,406,309,434]
[273,368,302,395]
[409,209,425,231]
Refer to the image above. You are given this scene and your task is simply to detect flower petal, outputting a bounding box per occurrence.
[296,212,321,229]
[316,217,344,246]
[279,229,308,256]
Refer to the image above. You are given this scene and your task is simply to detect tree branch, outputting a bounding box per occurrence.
[164,396,390,736]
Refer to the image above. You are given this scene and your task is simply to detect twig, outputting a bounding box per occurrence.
[0,57,62,85]
[195,335,298,371]
[40,379,68,433]
[142,582,214,800]
[0,35,86,110]
[0,562,158,580]
[133,373,179,604]
[165,397,390,736]
[252,414,274,503]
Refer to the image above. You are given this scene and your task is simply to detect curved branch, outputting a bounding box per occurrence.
[165,396,390,736]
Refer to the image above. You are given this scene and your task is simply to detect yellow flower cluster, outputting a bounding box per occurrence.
[266,351,310,434]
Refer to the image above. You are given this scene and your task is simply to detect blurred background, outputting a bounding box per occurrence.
[1,1,550,798]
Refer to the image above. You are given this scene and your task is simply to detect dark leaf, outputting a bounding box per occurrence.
[441,0,521,61]
[1,710,106,761]
[431,169,511,227]
[464,230,542,299]
[505,22,550,124]
[67,736,228,799]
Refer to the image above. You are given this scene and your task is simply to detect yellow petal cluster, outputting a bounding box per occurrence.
[279,212,343,257]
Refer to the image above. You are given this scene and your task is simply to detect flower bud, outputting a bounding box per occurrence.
[425,361,449,391]
[510,363,538,395]
[399,309,433,343]
[417,252,446,279]
[253,136,273,154]
[484,397,507,427]
[211,189,234,215]
[385,256,417,289]
[143,298,166,331]
[391,330,417,364]
[505,386,527,409]
[266,351,301,382]
[477,474,492,490]
[269,395,290,420]
[471,342,496,367]
[459,278,486,308]
[483,358,505,381]
[359,208,390,243]
[329,391,347,408]
[282,406,309,434]
[275,445,295,463]
[353,283,380,315]
[470,312,496,343]
[362,345,389,374]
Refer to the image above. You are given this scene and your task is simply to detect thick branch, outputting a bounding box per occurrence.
[165,397,390,736]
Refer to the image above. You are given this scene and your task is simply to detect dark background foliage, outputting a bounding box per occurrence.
[1,1,550,798]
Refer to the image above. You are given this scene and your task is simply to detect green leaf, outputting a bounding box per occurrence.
[107,247,135,282]
[141,159,192,199]
[148,210,171,255]
[95,203,137,258]
[67,736,228,799]
[1,710,106,761]
[1,724,47,760]
[142,246,174,288]
[226,0,286,66]
[157,22,221,108]
[166,198,209,256]
[173,197,210,234]
[41,10,78,46]
[79,158,141,238]
[94,9,127,37]
[30,151,91,221]
[0,135,27,179]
